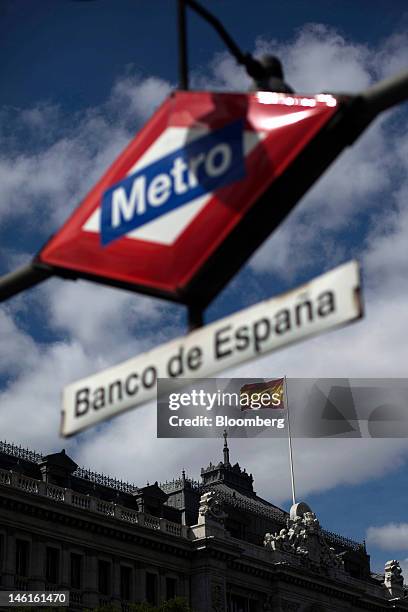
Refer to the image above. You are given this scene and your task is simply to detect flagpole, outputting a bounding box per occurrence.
[284,376,296,506]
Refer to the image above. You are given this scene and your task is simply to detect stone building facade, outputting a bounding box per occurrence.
[0,436,406,611]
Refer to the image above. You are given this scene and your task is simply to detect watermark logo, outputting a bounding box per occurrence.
[157,378,408,439]
[157,378,287,438]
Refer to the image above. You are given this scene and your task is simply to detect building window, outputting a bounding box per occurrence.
[166,577,177,600]
[70,553,82,590]
[45,547,60,585]
[146,572,157,605]
[15,539,29,577]
[98,560,111,596]
[120,566,131,601]
[230,594,249,612]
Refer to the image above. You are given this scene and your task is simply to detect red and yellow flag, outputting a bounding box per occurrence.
[240,378,285,410]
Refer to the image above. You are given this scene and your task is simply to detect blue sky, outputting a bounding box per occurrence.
[1,0,408,575]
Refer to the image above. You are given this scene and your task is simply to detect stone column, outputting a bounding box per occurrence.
[2,531,15,589]
[60,544,70,590]
[82,550,99,609]
[158,567,166,604]
[210,576,227,612]
[29,537,45,590]
[134,562,145,603]
[179,573,190,600]
[111,557,121,606]
[190,568,227,612]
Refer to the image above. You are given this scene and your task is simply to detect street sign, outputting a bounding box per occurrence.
[39,91,340,306]
[61,260,363,437]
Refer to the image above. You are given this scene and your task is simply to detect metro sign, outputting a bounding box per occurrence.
[38,91,341,305]
[100,119,245,246]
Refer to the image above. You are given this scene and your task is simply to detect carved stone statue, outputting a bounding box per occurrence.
[263,502,343,571]
[199,490,227,525]
[384,559,404,599]
[303,511,320,534]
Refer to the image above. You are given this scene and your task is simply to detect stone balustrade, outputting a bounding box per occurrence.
[0,467,188,539]
[14,472,40,494]
[142,514,161,530]
[0,468,11,486]
[71,491,91,511]
[46,483,65,501]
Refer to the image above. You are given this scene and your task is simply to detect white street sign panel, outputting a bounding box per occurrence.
[61,260,363,437]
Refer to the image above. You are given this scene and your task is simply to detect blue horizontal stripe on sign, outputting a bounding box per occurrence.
[100,119,246,246]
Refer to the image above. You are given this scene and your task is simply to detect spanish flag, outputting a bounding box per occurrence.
[240,378,285,410]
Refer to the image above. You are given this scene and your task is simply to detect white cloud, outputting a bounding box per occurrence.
[256,24,372,94]
[0,73,172,231]
[0,308,40,376]
[375,33,408,80]
[0,340,89,452]
[195,23,374,94]
[243,113,395,279]
[366,523,408,551]
[46,279,166,359]
[109,74,172,123]
[0,274,183,457]
[19,103,61,132]
[400,558,408,579]
[192,52,251,91]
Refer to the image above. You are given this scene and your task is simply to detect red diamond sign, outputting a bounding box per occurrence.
[38,91,340,305]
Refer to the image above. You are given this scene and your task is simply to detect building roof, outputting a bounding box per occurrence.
[0,440,138,494]
[0,437,364,553]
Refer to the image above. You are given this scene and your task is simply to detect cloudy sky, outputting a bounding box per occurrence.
[1,0,408,575]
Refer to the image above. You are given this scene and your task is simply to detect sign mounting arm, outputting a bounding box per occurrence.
[177,0,189,90]
[359,68,408,121]
[178,0,274,90]
[0,262,53,302]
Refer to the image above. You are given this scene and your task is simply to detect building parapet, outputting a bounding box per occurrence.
[0,467,188,539]
[0,440,138,494]
[0,440,43,464]
[322,528,365,553]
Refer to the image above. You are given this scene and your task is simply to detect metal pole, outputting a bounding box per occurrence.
[187,304,203,331]
[177,0,189,90]
[184,0,267,84]
[360,69,408,116]
[284,376,296,506]
[0,263,52,303]
[185,0,246,65]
